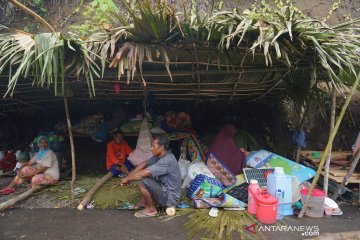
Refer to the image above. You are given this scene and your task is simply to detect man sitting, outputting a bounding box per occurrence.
[106,131,133,177]
[120,135,181,217]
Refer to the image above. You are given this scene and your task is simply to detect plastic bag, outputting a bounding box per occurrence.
[178,154,191,179]
[181,162,215,188]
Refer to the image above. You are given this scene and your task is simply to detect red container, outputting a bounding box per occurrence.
[248,179,261,214]
[113,83,121,93]
[255,193,278,224]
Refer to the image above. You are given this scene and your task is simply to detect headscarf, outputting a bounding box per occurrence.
[37,136,50,160]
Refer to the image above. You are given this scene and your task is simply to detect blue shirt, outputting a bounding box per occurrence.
[147,151,182,206]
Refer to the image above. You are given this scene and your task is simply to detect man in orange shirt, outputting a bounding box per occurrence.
[106,131,133,177]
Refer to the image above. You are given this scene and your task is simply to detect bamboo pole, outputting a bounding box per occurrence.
[0,186,44,212]
[324,86,336,195]
[6,0,79,201]
[298,73,360,218]
[77,172,113,211]
[331,149,360,202]
[64,97,76,200]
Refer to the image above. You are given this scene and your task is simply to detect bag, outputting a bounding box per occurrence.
[206,152,237,187]
[92,122,109,143]
[226,182,249,203]
[181,161,215,189]
[193,192,247,209]
[188,174,224,199]
[178,154,191,179]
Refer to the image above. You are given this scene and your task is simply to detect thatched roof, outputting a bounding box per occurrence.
[0,1,359,111]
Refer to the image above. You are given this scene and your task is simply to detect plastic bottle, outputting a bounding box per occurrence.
[267,167,292,204]
[276,189,284,220]
[248,179,261,214]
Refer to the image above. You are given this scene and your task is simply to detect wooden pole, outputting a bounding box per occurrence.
[77,172,113,211]
[298,73,360,218]
[0,186,44,212]
[324,86,336,195]
[331,149,360,202]
[64,96,76,200]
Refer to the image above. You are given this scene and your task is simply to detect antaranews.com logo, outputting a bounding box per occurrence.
[245,224,320,237]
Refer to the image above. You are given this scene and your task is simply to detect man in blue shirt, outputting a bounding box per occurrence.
[120,134,181,218]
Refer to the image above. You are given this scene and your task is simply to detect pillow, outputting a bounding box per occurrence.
[206,152,237,187]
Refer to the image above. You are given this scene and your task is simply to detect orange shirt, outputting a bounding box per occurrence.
[106,140,133,170]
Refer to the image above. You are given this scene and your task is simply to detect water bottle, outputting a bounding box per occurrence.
[276,189,284,220]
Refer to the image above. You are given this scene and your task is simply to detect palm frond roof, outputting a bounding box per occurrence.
[0,1,359,111]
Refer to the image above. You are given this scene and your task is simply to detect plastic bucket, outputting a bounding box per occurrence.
[255,193,278,224]
[300,188,325,218]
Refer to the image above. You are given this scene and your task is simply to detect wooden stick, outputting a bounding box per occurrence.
[251,78,284,102]
[331,149,360,202]
[298,72,360,218]
[77,172,113,211]
[0,186,44,212]
[64,97,76,200]
[324,86,336,195]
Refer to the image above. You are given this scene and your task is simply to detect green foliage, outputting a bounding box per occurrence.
[21,0,47,33]
[29,0,47,15]
[70,0,119,36]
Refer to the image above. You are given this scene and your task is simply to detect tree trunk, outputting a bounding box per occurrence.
[64,97,76,200]
[324,87,336,195]
[0,186,44,212]
[298,73,360,219]
[77,172,113,211]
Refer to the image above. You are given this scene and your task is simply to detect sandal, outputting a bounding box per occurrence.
[0,188,15,195]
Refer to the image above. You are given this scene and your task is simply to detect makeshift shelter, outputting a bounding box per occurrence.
[0,1,360,237]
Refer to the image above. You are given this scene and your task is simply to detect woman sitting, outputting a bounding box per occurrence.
[0,136,59,195]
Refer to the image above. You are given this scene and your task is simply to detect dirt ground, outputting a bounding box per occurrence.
[0,205,359,240]
[0,176,360,240]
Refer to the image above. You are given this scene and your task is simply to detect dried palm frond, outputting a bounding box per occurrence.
[1,2,359,100]
[184,209,267,240]
[208,6,360,88]
[0,25,100,97]
[92,178,141,209]
[42,176,141,209]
